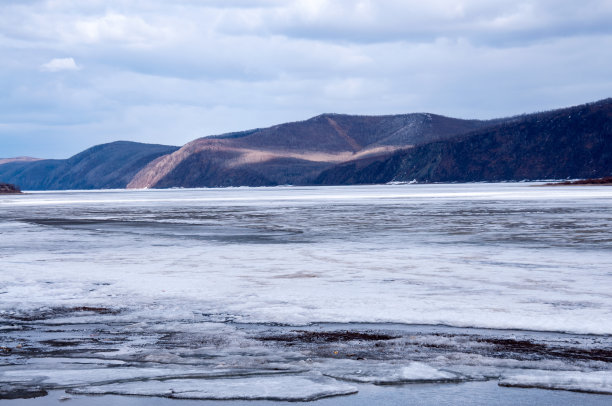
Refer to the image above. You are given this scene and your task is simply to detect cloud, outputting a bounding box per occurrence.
[215,0,612,46]
[40,57,80,72]
[0,1,611,158]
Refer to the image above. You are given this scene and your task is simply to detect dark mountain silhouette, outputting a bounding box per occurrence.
[314,99,612,185]
[0,141,178,190]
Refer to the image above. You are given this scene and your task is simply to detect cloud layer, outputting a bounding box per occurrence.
[1,0,611,157]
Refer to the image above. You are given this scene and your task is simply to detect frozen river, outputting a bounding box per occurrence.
[1,184,611,401]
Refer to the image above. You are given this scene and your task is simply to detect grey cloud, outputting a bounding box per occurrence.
[0,0,611,158]
[215,1,612,46]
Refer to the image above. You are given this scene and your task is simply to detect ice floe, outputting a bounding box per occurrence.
[318,359,460,384]
[68,374,358,401]
[500,370,612,394]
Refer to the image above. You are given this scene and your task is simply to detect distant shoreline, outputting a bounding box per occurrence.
[542,177,612,186]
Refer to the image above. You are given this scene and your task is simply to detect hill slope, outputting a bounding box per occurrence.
[128,113,488,188]
[0,141,179,190]
[314,99,612,184]
[0,157,41,165]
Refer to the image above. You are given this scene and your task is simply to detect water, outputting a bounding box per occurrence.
[1,183,611,401]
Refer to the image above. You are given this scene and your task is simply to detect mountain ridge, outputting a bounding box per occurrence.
[314,98,612,184]
[1,98,610,190]
[127,112,492,188]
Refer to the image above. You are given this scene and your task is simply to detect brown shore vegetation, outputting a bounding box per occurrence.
[0,182,21,194]
[544,176,612,186]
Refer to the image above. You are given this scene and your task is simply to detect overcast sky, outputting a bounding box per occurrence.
[2,0,611,158]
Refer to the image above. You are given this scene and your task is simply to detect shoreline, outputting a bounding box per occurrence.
[541,176,612,186]
[541,183,612,187]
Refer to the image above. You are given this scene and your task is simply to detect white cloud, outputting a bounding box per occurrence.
[70,12,180,47]
[40,57,80,72]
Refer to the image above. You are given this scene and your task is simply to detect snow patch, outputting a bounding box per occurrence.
[500,370,612,394]
[320,360,461,384]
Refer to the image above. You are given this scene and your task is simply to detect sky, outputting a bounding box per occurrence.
[1,0,611,158]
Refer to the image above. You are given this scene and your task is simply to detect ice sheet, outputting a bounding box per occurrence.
[0,367,293,388]
[68,375,358,401]
[1,183,612,399]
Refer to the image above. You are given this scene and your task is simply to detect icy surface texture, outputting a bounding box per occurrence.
[69,375,358,400]
[1,184,611,399]
[316,359,460,384]
[500,370,612,394]
[1,184,611,334]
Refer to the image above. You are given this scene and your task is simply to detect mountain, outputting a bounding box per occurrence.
[3,99,611,190]
[127,113,489,188]
[0,141,179,190]
[314,99,612,184]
